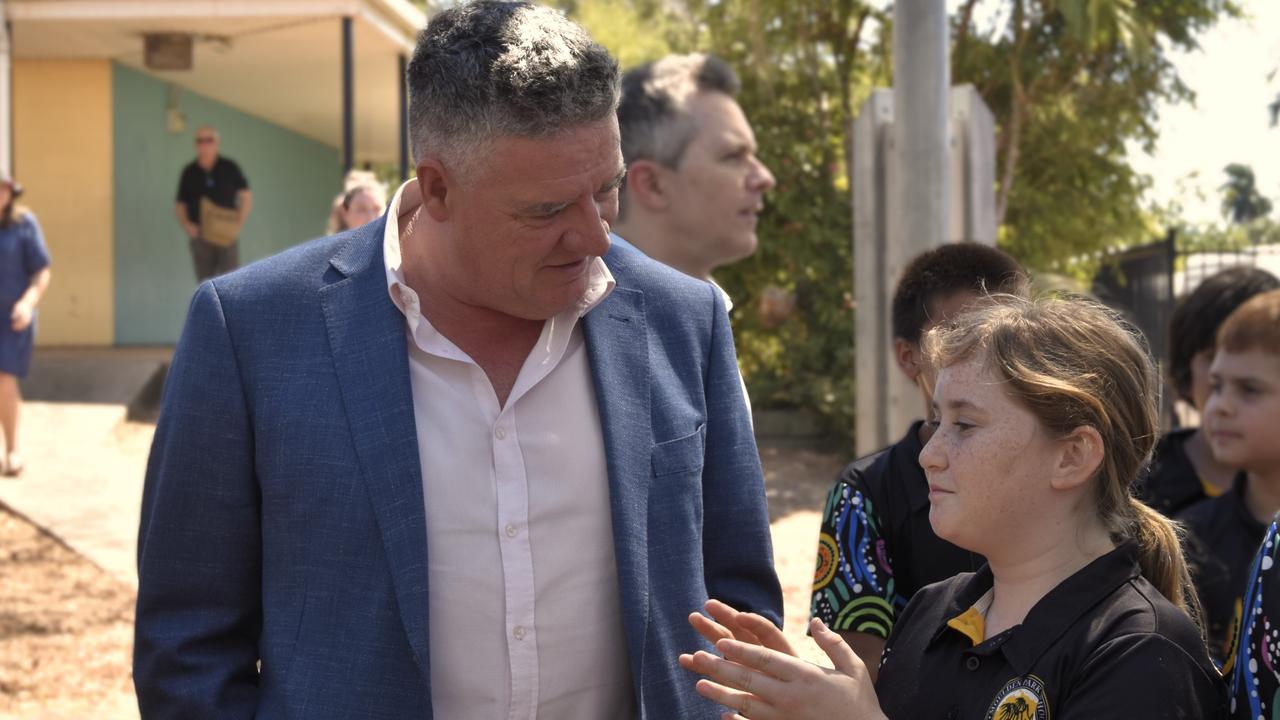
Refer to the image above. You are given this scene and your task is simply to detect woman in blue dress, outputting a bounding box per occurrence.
[0,172,51,476]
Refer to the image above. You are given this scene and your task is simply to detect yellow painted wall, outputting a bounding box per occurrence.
[13,60,114,346]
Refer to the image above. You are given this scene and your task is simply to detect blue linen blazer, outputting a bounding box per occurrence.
[133,218,783,719]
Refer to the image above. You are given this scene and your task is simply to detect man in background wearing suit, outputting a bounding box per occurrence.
[133,2,782,718]
[612,53,775,310]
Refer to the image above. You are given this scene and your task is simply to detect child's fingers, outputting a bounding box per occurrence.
[810,617,864,677]
[706,599,763,645]
[735,612,798,656]
[690,611,736,645]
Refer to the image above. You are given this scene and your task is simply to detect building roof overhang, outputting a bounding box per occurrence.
[8,0,427,164]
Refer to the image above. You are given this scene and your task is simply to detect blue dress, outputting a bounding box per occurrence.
[0,213,51,377]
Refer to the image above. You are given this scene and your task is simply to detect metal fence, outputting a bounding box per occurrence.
[1091,231,1276,428]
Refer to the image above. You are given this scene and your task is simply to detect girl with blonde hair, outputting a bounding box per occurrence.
[682,294,1227,719]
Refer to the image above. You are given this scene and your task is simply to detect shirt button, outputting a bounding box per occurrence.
[513,625,526,641]
[495,426,507,440]
[965,656,980,671]
[504,523,518,538]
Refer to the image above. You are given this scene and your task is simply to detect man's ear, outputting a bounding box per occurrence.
[416,159,452,222]
[894,338,922,382]
[623,160,670,212]
[1049,425,1106,491]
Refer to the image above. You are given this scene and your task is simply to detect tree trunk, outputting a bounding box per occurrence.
[995,96,1022,227]
[996,0,1028,228]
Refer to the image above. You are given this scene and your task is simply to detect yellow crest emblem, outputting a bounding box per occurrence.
[985,676,1049,720]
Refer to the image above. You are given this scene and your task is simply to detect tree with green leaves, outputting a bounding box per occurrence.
[952,0,1238,272]
[419,0,1240,448]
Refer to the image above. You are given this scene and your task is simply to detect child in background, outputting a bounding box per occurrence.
[325,170,388,235]
[1181,288,1280,668]
[809,243,1028,680]
[1143,267,1278,516]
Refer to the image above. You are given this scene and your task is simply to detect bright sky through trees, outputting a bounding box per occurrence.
[1127,0,1280,223]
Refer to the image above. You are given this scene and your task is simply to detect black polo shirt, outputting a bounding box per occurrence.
[811,421,982,639]
[176,156,249,224]
[1138,428,1216,516]
[1178,472,1267,666]
[875,543,1226,719]
[1228,519,1280,720]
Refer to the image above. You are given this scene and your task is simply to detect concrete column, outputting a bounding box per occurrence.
[853,90,894,455]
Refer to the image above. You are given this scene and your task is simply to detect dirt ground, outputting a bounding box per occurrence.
[0,427,843,718]
[0,504,138,719]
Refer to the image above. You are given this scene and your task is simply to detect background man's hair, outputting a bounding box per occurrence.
[617,53,740,169]
[1168,265,1279,403]
[891,242,1029,344]
[406,0,619,172]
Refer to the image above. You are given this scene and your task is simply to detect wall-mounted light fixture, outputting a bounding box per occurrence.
[144,33,193,71]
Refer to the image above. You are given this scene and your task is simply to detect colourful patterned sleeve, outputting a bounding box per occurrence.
[810,476,904,639]
[1231,520,1280,720]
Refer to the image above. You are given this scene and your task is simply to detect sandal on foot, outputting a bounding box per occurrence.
[3,453,23,477]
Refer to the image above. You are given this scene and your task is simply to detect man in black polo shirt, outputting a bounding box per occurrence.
[810,243,1028,680]
[174,125,252,281]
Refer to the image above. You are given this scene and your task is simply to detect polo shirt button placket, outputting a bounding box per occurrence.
[964,655,980,671]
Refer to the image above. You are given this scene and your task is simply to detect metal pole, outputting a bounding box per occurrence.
[342,16,354,173]
[881,0,949,437]
[0,10,13,178]
[399,53,409,182]
[893,0,950,257]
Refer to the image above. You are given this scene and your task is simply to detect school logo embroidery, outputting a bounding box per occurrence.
[985,676,1049,720]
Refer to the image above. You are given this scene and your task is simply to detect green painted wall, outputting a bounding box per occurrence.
[113,63,341,344]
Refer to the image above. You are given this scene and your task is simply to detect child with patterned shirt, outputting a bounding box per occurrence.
[1229,520,1280,719]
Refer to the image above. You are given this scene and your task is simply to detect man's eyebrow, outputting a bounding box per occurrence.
[517,170,627,216]
[519,199,572,216]
[601,169,627,192]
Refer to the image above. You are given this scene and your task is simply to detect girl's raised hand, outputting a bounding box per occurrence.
[688,599,799,656]
[679,616,887,720]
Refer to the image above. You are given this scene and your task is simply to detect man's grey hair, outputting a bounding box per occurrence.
[406,1,620,173]
[617,53,740,169]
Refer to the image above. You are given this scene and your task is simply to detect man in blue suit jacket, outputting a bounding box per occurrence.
[133,3,781,718]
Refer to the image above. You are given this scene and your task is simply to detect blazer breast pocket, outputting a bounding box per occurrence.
[651,423,707,478]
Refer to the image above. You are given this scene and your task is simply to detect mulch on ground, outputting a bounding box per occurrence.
[0,504,135,716]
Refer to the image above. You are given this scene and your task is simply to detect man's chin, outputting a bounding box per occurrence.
[716,235,758,266]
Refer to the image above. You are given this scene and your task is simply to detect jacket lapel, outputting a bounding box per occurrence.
[583,252,652,683]
[319,222,431,678]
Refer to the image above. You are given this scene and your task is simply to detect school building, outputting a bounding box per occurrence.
[1,0,424,346]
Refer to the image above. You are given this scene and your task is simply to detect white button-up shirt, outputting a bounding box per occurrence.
[383,181,637,719]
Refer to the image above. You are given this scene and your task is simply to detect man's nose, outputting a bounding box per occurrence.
[749,156,776,193]
[568,193,612,256]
